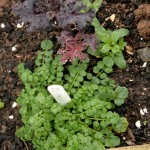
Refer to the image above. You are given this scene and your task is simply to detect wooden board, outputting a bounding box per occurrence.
[107,144,150,150]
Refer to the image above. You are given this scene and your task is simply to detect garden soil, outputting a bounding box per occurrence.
[0,0,150,149]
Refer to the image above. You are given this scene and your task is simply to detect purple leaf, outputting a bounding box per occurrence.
[12,0,96,31]
[49,0,96,30]
[12,0,50,31]
[84,34,99,51]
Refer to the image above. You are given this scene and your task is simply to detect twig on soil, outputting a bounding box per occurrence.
[23,141,29,150]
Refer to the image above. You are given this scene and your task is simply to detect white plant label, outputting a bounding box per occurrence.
[47,85,71,105]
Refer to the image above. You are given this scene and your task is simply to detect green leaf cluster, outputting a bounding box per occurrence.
[88,17,129,69]
[81,0,103,12]
[0,100,4,109]
[16,39,128,150]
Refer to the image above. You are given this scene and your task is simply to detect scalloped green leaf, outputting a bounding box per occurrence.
[103,56,114,67]
[41,40,53,50]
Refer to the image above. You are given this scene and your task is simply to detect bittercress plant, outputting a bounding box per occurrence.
[88,17,129,69]
[16,39,128,150]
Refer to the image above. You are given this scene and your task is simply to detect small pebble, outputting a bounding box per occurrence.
[8,115,14,119]
[140,109,145,115]
[12,102,17,108]
[129,79,134,81]
[143,108,148,113]
[105,17,110,21]
[109,14,115,22]
[140,38,143,40]
[0,125,7,133]
[123,137,126,140]
[127,58,133,63]
[54,21,57,25]
[12,45,17,51]
[142,62,147,67]
[0,23,5,28]
[126,45,134,55]
[125,140,134,146]
[135,120,141,129]
[121,4,126,10]
[17,22,24,28]
[137,47,150,62]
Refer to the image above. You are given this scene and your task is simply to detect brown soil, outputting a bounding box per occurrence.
[0,0,8,7]
[0,0,150,149]
[0,0,8,17]
[134,4,150,39]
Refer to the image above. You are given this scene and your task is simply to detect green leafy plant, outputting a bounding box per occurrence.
[0,100,4,109]
[81,0,103,12]
[88,17,129,69]
[16,40,128,150]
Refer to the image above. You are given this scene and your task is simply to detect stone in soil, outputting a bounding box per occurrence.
[137,47,150,62]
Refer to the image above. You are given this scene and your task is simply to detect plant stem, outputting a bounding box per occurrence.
[89,118,106,121]
[68,61,81,91]
[96,66,105,77]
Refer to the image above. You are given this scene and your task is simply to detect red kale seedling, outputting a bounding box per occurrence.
[57,31,98,63]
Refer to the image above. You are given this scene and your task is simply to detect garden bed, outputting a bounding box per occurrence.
[0,0,150,149]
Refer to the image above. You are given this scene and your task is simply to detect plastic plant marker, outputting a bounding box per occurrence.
[47,85,71,105]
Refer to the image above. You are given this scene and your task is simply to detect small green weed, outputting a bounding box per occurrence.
[88,17,129,69]
[0,100,4,109]
[81,0,103,12]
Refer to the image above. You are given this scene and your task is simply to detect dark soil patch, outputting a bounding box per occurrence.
[0,0,150,149]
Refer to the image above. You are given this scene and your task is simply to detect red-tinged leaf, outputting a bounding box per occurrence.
[57,31,98,63]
